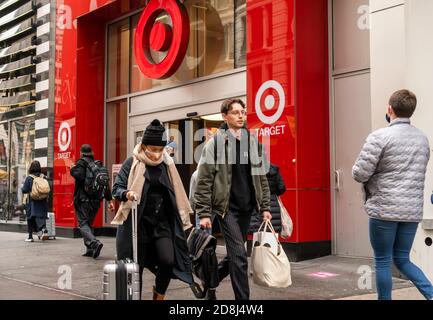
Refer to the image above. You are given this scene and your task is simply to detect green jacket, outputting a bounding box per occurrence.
[193,125,271,220]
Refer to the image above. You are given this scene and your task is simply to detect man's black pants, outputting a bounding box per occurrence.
[217,209,253,300]
[74,199,100,248]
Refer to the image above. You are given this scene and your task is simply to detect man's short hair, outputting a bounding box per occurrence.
[221,98,246,114]
[389,89,417,118]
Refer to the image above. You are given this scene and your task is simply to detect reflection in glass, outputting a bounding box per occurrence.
[0,117,35,223]
[107,18,130,98]
[235,0,246,67]
[163,117,224,195]
[105,100,128,224]
[129,0,245,93]
[0,122,9,221]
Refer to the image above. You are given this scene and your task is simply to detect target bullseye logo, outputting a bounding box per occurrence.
[134,0,190,79]
[255,80,286,125]
[58,122,71,152]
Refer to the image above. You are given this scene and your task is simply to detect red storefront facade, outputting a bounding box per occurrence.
[53,0,329,260]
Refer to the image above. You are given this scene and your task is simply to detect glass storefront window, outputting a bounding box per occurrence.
[188,0,235,77]
[109,1,247,97]
[0,117,35,223]
[235,0,246,67]
[107,18,130,99]
[135,130,144,146]
[10,118,35,221]
[130,0,246,93]
[0,122,9,221]
[130,13,167,93]
[105,100,128,224]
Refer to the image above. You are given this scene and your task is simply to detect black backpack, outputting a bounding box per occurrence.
[83,159,109,200]
[187,228,219,299]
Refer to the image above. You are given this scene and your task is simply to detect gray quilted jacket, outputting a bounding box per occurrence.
[352,118,430,222]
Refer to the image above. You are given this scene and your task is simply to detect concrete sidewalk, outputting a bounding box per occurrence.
[0,231,423,300]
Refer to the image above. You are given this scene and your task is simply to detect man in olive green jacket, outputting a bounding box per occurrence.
[194,98,271,300]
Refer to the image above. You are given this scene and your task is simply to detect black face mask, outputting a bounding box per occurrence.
[385,114,391,123]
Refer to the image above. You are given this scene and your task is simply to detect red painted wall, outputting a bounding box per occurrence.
[54,0,144,228]
[295,0,330,243]
[246,0,329,243]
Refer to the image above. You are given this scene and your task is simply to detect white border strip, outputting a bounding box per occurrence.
[36,79,49,93]
[34,157,48,168]
[35,138,48,149]
[36,60,49,74]
[36,98,49,111]
[37,22,50,37]
[37,3,50,19]
[36,41,49,55]
[35,118,49,130]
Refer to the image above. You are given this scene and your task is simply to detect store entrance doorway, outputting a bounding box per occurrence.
[129,100,238,233]
[133,114,224,197]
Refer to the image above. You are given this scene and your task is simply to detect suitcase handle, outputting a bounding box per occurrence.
[132,199,138,264]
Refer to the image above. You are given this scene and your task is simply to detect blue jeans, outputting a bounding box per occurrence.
[369,218,433,300]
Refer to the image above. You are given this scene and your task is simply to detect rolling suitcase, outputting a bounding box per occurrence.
[102,200,140,300]
[46,212,56,240]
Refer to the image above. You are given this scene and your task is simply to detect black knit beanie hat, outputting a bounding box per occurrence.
[80,144,94,157]
[142,119,167,147]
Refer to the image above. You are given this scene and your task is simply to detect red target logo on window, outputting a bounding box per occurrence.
[134,0,190,79]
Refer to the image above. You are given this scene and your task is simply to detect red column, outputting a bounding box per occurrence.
[53,0,142,228]
[246,0,330,257]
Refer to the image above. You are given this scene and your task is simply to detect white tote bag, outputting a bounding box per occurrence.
[278,196,293,239]
[251,221,292,288]
[252,220,279,255]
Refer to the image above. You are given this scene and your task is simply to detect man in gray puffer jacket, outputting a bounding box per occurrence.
[352,89,433,300]
[353,104,430,222]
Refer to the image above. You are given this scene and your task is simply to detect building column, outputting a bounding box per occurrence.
[34,0,53,169]
[404,0,433,283]
[369,0,406,130]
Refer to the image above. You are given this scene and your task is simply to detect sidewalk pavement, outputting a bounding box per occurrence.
[0,231,424,300]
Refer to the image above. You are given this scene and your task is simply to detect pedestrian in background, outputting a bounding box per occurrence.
[166,135,177,157]
[249,163,286,235]
[353,89,433,300]
[70,144,114,258]
[22,160,49,242]
[112,119,193,300]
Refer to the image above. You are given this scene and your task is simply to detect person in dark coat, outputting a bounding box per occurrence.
[22,161,48,242]
[249,164,286,234]
[70,144,114,258]
[112,119,194,300]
